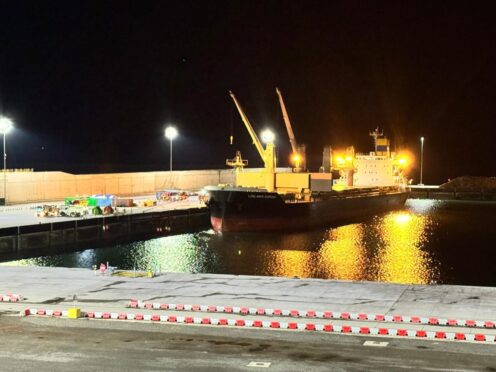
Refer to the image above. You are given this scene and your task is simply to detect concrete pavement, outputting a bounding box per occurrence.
[1,266,495,324]
[1,266,495,370]
[0,195,204,228]
[0,313,495,371]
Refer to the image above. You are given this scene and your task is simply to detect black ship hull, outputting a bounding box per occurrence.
[205,186,409,232]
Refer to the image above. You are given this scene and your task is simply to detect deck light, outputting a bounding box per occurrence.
[291,153,302,168]
[261,129,275,144]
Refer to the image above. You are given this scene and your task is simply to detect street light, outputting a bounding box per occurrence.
[164,126,178,172]
[419,136,425,185]
[0,117,13,205]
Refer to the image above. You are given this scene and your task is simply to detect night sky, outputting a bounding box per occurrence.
[1,1,495,184]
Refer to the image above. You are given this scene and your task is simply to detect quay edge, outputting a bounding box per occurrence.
[0,206,209,260]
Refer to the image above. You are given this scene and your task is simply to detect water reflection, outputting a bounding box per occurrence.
[318,225,367,281]
[1,200,446,285]
[376,212,436,284]
[261,249,314,278]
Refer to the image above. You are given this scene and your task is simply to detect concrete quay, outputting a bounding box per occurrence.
[1,266,495,332]
[409,185,496,201]
[1,267,495,371]
[0,197,209,258]
[0,195,204,228]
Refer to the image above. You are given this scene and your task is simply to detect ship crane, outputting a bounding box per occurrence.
[229,91,276,192]
[275,87,305,172]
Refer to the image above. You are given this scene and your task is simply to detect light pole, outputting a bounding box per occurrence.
[0,117,13,205]
[260,129,277,191]
[164,126,178,172]
[420,136,425,185]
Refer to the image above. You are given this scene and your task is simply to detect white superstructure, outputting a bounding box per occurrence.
[332,129,408,188]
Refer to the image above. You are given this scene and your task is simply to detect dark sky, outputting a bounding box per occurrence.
[1,1,495,183]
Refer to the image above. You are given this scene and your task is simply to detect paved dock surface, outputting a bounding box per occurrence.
[1,267,495,370]
[1,266,495,324]
[0,196,204,228]
[0,315,495,372]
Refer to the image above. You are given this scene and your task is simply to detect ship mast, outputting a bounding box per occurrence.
[369,127,384,153]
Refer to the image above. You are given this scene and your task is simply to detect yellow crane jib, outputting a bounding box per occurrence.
[275,87,297,154]
[229,91,266,162]
[229,91,276,192]
[276,87,305,171]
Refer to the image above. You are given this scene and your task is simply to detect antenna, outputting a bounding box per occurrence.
[369,127,384,152]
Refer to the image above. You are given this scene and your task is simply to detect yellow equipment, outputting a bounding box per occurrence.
[229,91,276,192]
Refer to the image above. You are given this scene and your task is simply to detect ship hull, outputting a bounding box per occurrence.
[205,187,409,232]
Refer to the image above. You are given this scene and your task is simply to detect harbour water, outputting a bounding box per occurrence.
[2,199,495,286]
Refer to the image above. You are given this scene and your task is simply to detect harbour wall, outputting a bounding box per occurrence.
[0,168,293,205]
[4,170,495,205]
[0,207,210,261]
[0,170,236,204]
[409,189,496,201]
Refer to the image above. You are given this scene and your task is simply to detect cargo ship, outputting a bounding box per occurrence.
[203,90,410,232]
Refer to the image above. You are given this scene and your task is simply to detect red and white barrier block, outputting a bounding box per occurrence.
[22,308,67,317]
[128,300,496,330]
[22,307,496,344]
[0,294,23,302]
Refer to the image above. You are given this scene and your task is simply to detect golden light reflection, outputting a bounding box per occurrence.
[376,211,433,284]
[394,213,412,225]
[318,224,366,281]
[0,203,439,286]
[260,249,313,278]
[228,208,436,284]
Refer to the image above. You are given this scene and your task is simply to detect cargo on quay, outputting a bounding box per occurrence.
[203,90,411,232]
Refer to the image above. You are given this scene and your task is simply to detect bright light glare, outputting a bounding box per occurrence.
[394,213,412,225]
[396,151,414,168]
[336,156,345,165]
[261,129,275,143]
[398,157,408,167]
[0,117,13,135]
[345,156,353,162]
[420,137,424,143]
[165,126,178,140]
[292,153,302,168]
